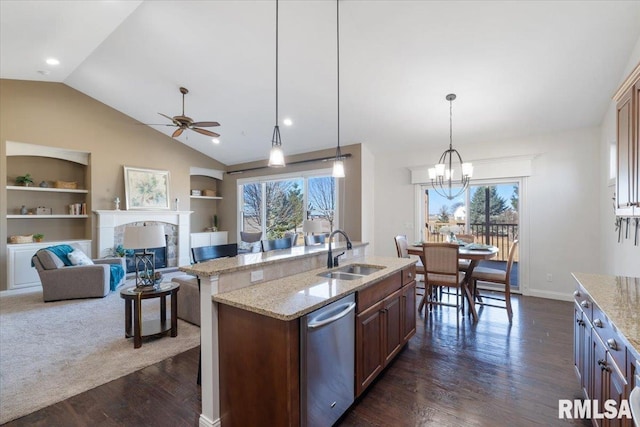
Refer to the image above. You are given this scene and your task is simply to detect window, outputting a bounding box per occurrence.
[239,171,338,240]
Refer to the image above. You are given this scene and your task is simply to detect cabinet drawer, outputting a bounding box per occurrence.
[592,304,627,371]
[357,272,401,314]
[402,265,416,286]
[573,286,593,321]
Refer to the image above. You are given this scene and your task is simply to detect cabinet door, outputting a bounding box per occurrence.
[401,281,416,342]
[593,333,608,427]
[606,359,630,427]
[617,87,634,214]
[356,301,384,396]
[383,289,403,366]
[574,305,584,387]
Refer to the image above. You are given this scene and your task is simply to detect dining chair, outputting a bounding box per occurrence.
[284,231,298,246]
[240,231,262,243]
[191,243,238,263]
[394,235,426,299]
[261,237,293,252]
[470,239,518,321]
[305,234,326,246]
[420,242,465,323]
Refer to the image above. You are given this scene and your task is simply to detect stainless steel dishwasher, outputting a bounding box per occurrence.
[300,293,356,427]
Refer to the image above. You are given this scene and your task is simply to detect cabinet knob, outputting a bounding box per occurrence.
[573,290,580,297]
[408,273,413,279]
[593,319,603,328]
[580,300,589,308]
[606,338,618,351]
[597,359,606,367]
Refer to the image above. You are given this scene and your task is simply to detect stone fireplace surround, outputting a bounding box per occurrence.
[94,210,192,268]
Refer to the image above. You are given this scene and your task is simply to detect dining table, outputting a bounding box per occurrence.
[408,243,499,322]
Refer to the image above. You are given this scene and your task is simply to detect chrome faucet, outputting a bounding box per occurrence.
[327,229,353,269]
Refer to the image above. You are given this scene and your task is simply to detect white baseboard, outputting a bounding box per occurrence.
[526,288,573,302]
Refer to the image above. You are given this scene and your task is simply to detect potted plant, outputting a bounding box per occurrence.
[33,233,44,242]
[15,173,34,187]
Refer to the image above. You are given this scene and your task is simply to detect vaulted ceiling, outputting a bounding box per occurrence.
[2,1,639,166]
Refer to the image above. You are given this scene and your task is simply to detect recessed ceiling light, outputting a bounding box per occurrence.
[212,138,220,144]
[283,118,293,126]
[45,58,60,66]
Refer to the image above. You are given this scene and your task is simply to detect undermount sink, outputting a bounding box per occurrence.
[335,264,384,276]
[317,264,385,280]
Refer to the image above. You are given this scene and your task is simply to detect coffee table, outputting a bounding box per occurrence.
[120,282,180,348]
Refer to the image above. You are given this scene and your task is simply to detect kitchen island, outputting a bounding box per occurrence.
[572,273,639,425]
[178,242,416,427]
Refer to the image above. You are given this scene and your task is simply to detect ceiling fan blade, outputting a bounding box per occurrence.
[193,128,220,138]
[172,128,184,138]
[191,121,220,127]
[158,112,178,125]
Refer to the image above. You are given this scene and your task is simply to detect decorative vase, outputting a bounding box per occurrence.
[20,205,27,215]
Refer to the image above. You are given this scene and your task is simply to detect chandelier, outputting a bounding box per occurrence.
[428,94,473,199]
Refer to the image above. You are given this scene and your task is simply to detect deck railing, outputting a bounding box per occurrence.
[426,222,519,262]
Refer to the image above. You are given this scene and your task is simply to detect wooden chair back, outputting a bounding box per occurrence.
[394,235,410,258]
[192,243,238,263]
[304,235,326,246]
[504,239,519,284]
[423,242,460,281]
[261,237,293,252]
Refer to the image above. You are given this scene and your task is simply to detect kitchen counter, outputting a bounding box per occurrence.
[213,255,416,320]
[572,272,640,353]
[179,241,367,277]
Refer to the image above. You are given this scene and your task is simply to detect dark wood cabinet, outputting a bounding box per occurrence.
[356,301,384,395]
[573,283,637,427]
[615,66,640,216]
[355,266,417,397]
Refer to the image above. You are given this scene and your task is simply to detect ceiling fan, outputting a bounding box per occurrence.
[152,87,220,138]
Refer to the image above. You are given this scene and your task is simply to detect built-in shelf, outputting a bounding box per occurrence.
[6,185,89,194]
[7,215,89,219]
[190,195,223,200]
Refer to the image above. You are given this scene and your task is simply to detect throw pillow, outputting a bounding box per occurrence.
[67,249,94,266]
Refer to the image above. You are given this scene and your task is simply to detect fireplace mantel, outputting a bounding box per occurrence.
[94,210,192,267]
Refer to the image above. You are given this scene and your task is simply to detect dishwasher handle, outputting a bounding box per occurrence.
[307,302,356,329]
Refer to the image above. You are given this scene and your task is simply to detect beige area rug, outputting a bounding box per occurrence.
[0,279,200,424]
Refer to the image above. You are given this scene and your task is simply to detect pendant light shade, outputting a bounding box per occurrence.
[269,0,285,167]
[428,94,472,199]
[332,0,345,178]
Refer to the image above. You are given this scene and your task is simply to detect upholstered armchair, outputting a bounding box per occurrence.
[32,246,126,302]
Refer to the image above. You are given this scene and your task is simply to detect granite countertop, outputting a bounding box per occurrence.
[213,256,415,321]
[572,272,640,354]
[179,241,367,277]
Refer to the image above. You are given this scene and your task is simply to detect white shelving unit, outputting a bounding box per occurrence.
[7,215,89,219]
[6,185,88,193]
[190,195,223,200]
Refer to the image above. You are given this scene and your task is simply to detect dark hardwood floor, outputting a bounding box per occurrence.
[3,293,589,427]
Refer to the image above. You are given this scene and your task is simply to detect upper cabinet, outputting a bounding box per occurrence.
[615,65,640,217]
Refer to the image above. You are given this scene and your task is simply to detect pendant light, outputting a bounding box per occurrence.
[428,94,473,199]
[268,0,285,167]
[332,0,345,178]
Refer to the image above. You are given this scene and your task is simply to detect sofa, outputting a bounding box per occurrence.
[32,245,126,302]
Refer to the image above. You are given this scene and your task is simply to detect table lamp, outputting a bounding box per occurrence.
[123,225,166,290]
[303,220,322,235]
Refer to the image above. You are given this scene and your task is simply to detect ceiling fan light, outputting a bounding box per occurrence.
[332,158,345,178]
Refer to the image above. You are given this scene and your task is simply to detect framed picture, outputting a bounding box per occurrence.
[124,166,170,210]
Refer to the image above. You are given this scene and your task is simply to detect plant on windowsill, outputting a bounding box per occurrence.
[33,233,44,242]
[15,173,34,187]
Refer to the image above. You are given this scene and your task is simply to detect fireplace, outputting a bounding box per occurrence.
[125,235,169,273]
[94,210,192,268]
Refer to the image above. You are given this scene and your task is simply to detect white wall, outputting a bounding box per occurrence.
[361,143,376,254]
[598,36,640,277]
[372,127,602,301]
